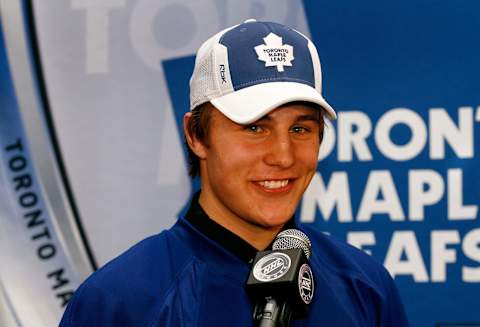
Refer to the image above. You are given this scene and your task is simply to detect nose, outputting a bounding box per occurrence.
[263,132,295,168]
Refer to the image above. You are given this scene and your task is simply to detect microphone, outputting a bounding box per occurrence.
[246,229,315,327]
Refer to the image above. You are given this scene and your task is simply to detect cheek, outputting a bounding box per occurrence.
[297,142,320,170]
[213,140,260,169]
[207,144,249,183]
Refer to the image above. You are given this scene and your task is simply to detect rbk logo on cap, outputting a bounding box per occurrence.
[255,33,294,72]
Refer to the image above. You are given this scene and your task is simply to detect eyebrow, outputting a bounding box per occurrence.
[254,113,321,124]
[295,114,321,123]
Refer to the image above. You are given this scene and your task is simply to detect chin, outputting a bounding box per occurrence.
[255,211,294,228]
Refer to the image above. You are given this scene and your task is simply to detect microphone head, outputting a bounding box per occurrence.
[272,229,312,259]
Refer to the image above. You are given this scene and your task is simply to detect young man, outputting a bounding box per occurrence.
[60,20,409,326]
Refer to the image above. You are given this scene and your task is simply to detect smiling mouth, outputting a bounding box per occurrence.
[257,179,290,190]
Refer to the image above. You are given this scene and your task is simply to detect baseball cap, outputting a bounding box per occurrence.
[189,19,336,124]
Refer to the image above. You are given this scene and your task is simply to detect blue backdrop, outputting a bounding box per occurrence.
[164,2,480,326]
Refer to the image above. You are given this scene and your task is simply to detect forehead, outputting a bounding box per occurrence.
[259,102,322,121]
[208,101,323,125]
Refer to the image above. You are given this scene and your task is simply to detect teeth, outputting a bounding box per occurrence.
[258,180,289,189]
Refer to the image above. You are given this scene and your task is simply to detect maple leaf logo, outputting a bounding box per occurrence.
[254,33,294,72]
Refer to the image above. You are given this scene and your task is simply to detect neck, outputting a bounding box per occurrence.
[198,191,283,250]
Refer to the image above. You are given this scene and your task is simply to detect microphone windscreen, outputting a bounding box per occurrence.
[272,229,312,259]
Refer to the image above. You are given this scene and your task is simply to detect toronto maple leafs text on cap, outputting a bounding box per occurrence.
[255,32,294,72]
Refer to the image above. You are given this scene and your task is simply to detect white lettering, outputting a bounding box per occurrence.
[318,120,335,161]
[375,108,427,161]
[300,172,352,223]
[463,228,480,282]
[337,111,372,162]
[357,171,405,222]
[431,230,460,282]
[72,0,126,74]
[429,107,474,159]
[408,170,444,221]
[384,231,429,282]
[448,169,478,220]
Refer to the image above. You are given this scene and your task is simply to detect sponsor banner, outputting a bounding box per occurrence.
[300,1,480,325]
[0,16,82,327]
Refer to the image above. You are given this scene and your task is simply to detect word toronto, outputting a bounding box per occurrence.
[4,138,74,307]
[261,48,289,62]
[300,105,480,283]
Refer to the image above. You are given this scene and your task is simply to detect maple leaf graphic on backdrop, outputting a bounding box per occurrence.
[254,33,294,72]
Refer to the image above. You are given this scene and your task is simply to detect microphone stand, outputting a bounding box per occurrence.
[254,297,292,327]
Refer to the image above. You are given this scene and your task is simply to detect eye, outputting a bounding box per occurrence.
[245,124,263,133]
[291,125,309,134]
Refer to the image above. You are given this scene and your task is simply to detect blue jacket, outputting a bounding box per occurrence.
[60,199,409,326]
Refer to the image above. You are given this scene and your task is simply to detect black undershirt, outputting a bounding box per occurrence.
[185,191,297,264]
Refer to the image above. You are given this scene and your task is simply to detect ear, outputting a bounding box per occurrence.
[183,112,207,159]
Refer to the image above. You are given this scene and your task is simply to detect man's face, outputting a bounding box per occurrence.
[190,102,322,240]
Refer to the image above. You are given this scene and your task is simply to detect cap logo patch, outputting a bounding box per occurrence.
[254,32,294,72]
